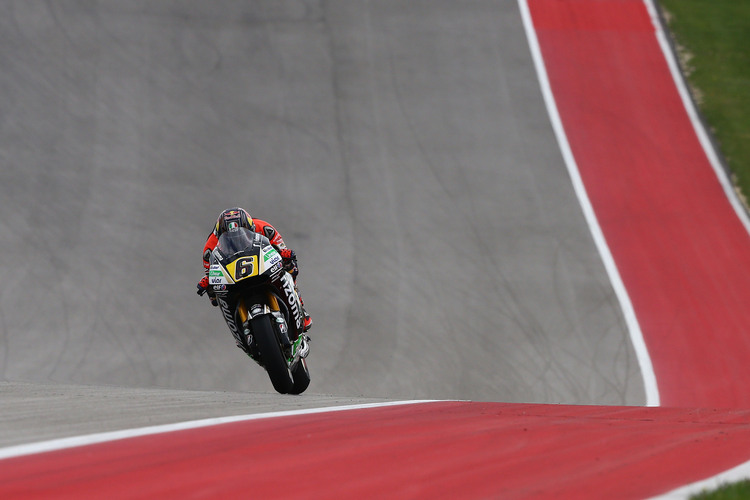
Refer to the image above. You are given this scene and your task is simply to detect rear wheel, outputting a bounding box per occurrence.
[251,315,293,394]
[289,358,310,395]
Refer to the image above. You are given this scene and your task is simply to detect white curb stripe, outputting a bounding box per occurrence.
[644,0,750,496]
[0,400,439,461]
[649,459,750,499]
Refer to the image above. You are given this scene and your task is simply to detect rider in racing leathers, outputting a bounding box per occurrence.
[196,207,312,332]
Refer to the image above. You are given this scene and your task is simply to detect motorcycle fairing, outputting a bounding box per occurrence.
[210,228,282,286]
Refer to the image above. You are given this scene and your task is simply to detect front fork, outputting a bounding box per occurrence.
[238,293,292,357]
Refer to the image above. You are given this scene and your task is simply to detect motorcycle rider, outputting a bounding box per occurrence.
[196,207,312,332]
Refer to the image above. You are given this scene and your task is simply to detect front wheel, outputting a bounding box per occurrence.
[251,315,294,394]
[289,358,311,395]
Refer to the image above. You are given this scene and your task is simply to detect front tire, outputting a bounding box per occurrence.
[251,315,294,394]
[289,358,311,395]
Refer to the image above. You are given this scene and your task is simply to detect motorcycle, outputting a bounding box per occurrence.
[208,227,311,394]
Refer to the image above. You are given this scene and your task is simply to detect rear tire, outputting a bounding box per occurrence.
[289,358,311,395]
[251,315,294,394]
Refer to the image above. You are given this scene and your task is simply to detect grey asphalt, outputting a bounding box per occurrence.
[0,0,644,447]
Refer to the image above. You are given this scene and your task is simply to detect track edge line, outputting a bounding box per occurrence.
[0,399,446,461]
[517,0,660,407]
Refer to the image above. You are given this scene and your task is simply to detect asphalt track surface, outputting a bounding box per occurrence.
[2,0,750,498]
[1,1,642,411]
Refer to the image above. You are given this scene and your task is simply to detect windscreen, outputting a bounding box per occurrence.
[216,228,257,257]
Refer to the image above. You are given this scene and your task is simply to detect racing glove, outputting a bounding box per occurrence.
[196,275,210,296]
[279,249,299,278]
[197,275,218,306]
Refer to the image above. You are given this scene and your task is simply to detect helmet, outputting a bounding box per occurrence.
[215,207,254,236]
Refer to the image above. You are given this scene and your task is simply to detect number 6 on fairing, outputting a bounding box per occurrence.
[234,256,255,281]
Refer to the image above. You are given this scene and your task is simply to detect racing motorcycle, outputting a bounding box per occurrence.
[208,227,311,394]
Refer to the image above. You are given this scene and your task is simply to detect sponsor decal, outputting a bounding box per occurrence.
[263,249,282,266]
[217,297,243,346]
[280,274,303,330]
[209,264,228,285]
[273,313,288,334]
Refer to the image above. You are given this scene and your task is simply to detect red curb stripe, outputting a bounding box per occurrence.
[3,402,750,499]
[529,0,750,409]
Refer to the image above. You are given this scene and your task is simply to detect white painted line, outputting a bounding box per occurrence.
[0,400,440,461]
[643,0,750,235]
[642,0,750,496]
[517,0,660,406]
[649,458,750,499]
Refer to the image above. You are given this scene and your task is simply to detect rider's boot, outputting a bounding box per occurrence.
[302,303,313,332]
[295,285,312,333]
